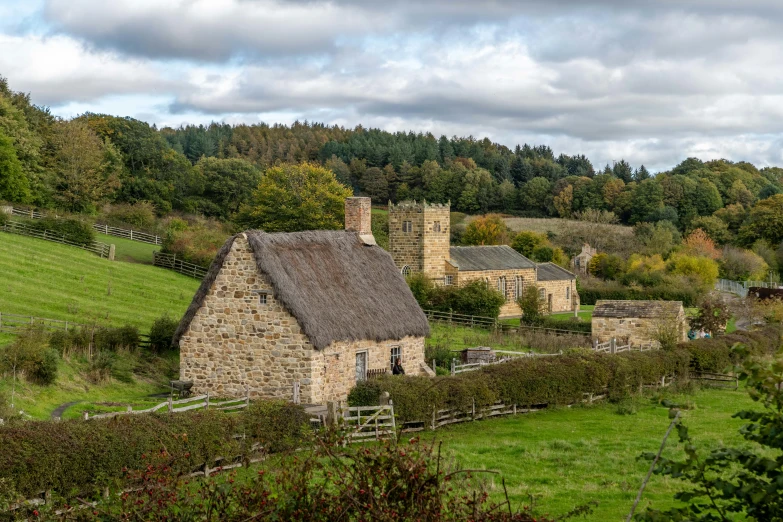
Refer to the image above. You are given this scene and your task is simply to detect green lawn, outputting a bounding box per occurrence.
[96,233,159,264]
[419,387,757,521]
[549,304,594,322]
[0,231,199,331]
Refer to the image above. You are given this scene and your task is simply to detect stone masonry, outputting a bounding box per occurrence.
[537,279,579,313]
[388,201,450,280]
[592,303,688,346]
[179,235,427,403]
[344,197,372,235]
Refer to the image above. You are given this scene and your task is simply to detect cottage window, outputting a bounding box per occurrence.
[497,277,506,300]
[433,221,441,232]
[515,276,524,299]
[539,288,546,300]
[390,346,402,369]
[444,275,454,286]
[259,293,268,305]
[401,265,412,277]
[402,220,412,233]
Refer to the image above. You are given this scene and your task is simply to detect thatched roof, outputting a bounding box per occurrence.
[449,245,536,271]
[593,300,684,319]
[173,230,429,350]
[536,262,575,281]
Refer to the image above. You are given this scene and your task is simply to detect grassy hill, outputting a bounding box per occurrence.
[0,232,199,331]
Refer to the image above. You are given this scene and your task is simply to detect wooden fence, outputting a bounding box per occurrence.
[0,312,86,334]
[152,251,208,279]
[1,220,111,258]
[424,309,591,338]
[85,393,249,420]
[690,371,739,390]
[9,206,161,245]
[342,404,396,442]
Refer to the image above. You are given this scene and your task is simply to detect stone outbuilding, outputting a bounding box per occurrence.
[388,201,579,318]
[174,197,430,404]
[571,243,597,274]
[591,300,688,346]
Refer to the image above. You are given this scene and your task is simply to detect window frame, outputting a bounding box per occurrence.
[515,276,524,300]
[402,220,412,233]
[401,265,412,277]
[433,221,441,233]
[497,276,506,300]
[390,345,402,370]
[444,275,454,286]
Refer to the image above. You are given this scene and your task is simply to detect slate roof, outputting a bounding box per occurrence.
[593,300,684,319]
[536,262,576,281]
[173,230,430,350]
[449,245,536,271]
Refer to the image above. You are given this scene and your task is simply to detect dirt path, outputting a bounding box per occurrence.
[51,401,79,420]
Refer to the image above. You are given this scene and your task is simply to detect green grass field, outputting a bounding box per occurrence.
[0,232,199,331]
[96,233,159,264]
[419,387,756,521]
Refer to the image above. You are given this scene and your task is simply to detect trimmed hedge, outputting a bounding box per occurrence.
[0,401,309,499]
[350,326,783,423]
[578,284,701,307]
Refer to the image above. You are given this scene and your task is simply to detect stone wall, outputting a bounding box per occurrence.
[592,313,688,346]
[179,234,428,404]
[388,201,450,281]
[537,279,579,313]
[344,197,372,235]
[455,268,537,317]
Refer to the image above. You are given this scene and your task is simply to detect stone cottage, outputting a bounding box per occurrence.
[571,243,597,274]
[388,201,578,317]
[174,197,430,404]
[591,300,688,346]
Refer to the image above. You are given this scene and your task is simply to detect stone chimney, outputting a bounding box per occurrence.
[345,197,375,245]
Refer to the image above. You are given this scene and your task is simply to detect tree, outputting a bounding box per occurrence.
[236,162,352,232]
[738,194,783,246]
[361,167,389,203]
[195,157,260,219]
[688,215,733,245]
[324,155,352,188]
[518,285,546,325]
[553,184,573,218]
[519,177,552,215]
[50,119,121,211]
[461,214,512,245]
[689,294,731,336]
[667,253,720,289]
[511,231,547,258]
[588,253,626,280]
[630,179,664,223]
[639,359,783,521]
[612,159,633,183]
[719,246,769,281]
[682,229,720,260]
[0,130,30,202]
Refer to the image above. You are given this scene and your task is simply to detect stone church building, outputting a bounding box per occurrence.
[174,198,430,404]
[388,201,579,317]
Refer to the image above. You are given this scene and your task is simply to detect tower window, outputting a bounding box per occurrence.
[401,265,412,277]
[402,221,412,233]
[433,221,441,232]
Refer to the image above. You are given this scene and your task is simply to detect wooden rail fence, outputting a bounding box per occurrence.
[0,312,86,334]
[153,251,208,279]
[1,220,111,258]
[423,309,591,338]
[9,206,161,245]
[84,393,250,420]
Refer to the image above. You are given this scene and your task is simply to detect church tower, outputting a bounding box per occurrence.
[388,201,450,282]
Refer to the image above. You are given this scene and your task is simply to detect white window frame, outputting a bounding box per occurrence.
[401,265,412,277]
[403,220,412,233]
[497,277,506,300]
[539,288,546,300]
[515,276,524,299]
[444,275,454,286]
[390,346,402,370]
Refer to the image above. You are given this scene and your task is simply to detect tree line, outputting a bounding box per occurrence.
[1,75,783,248]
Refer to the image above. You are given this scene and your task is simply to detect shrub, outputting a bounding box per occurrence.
[578,281,701,307]
[0,327,58,386]
[667,252,720,289]
[720,245,769,281]
[409,276,506,318]
[537,317,592,334]
[161,218,229,268]
[148,314,179,353]
[518,285,546,325]
[510,230,547,258]
[24,217,96,246]
[588,253,626,280]
[94,325,140,352]
[461,214,512,245]
[100,202,158,230]
[0,401,311,501]
[0,210,8,226]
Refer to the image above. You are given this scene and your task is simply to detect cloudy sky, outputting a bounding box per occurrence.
[2,0,783,171]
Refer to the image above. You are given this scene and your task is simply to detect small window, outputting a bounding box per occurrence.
[566,286,570,300]
[402,265,412,277]
[539,288,546,300]
[390,346,402,370]
[259,293,267,305]
[402,220,412,233]
[444,275,454,286]
[497,276,506,299]
[515,276,524,299]
[433,221,441,233]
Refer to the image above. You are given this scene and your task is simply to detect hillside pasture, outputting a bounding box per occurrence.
[0,232,199,331]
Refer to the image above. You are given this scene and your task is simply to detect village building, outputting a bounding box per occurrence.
[571,243,597,274]
[591,300,688,346]
[174,197,431,404]
[388,201,578,317]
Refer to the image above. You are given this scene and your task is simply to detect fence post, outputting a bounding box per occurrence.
[432,358,436,374]
[431,407,436,430]
[451,358,455,376]
[108,244,115,261]
[610,338,616,354]
[130,229,133,241]
[205,392,210,410]
[168,395,173,413]
[592,338,597,350]
[326,401,338,428]
[472,398,476,420]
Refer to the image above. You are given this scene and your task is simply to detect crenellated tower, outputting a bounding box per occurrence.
[388,200,450,281]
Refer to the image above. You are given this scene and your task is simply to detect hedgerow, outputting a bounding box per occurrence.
[22,217,96,246]
[351,327,782,422]
[0,401,308,500]
[578,283,701,307]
